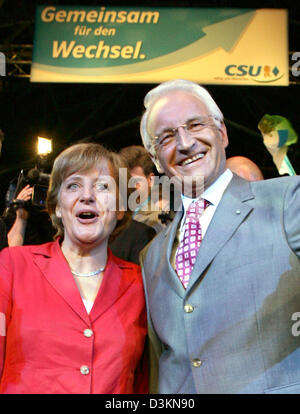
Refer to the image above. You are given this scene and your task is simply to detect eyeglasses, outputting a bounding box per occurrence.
[152,116,216,150]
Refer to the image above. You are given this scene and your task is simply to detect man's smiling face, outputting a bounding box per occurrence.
[147,90,229,194]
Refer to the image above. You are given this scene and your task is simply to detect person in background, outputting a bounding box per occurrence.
[0,128,53,248]
[6,184,33,246]
[108,145,158,264]
[3,178,55,247]
[139,79,300,394]
[109,218,156,265]
[0,142,148,394]
[226,156,264,181]
[120,145,167,234]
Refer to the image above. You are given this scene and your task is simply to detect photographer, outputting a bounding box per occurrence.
[4,170,55,246]
[7,184,32,246]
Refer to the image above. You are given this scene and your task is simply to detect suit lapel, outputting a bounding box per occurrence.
[187,175,254,292]
[89,249,136,322]
[32,240,91,326]
[161,209,187,298]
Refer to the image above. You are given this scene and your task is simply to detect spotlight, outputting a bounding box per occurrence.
[37,136,52,156]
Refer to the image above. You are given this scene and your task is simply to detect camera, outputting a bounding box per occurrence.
[31,184,49,207]
[5,168,50,213]
[26,167,50,207]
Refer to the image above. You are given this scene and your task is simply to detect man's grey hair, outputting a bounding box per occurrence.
[139,79,224,170]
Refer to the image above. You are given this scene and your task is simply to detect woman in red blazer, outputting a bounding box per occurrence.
[0,143,148,394]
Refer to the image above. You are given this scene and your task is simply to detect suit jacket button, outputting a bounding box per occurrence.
[83,328,93,337]
[184,304,194,313]
[192,359,202,368]
[80,365,90,375]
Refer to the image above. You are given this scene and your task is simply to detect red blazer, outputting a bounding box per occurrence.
[0,239,148,394]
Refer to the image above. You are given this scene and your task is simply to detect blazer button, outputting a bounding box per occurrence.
[184,304,194,313]
[192,359,202,368]
[80,365,90,375]
[83,328,93,338]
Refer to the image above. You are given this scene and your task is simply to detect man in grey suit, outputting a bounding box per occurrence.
[139,79,300,394]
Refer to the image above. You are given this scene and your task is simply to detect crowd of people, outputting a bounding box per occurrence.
[0,79,299,394]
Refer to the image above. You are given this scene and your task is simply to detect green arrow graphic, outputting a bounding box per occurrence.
[98,10,256,73]
[201,10,256,52]
[33,10,256,77]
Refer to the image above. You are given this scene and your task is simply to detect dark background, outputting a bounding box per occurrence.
[0,0,299,213]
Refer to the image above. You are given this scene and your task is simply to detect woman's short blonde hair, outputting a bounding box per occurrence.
[47,142,131,242]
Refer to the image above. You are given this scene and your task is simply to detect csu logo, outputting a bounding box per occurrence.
[224,64,284,83]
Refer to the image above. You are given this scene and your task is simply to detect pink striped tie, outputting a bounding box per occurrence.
[175,199,207,289]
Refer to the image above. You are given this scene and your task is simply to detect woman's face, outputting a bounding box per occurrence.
[56,161,123,249]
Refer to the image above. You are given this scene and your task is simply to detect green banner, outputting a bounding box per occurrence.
[31,6,288,85]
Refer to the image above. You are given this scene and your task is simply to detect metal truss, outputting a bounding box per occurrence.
[0,44,32,77]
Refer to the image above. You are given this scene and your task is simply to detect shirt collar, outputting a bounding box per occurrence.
[181,168,233,213]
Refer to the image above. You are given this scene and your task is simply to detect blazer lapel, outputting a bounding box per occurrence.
[89,249,136,322]
[162,209,188,298]
[187,175,254,292]
[32,240,91,326]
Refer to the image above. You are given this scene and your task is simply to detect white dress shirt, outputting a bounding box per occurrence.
[179,168,233,239]
[82,298,94,314]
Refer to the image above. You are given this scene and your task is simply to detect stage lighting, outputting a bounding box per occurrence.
[37,136,52,156]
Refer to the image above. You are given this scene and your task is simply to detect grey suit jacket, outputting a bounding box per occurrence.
[140,174,300,394]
